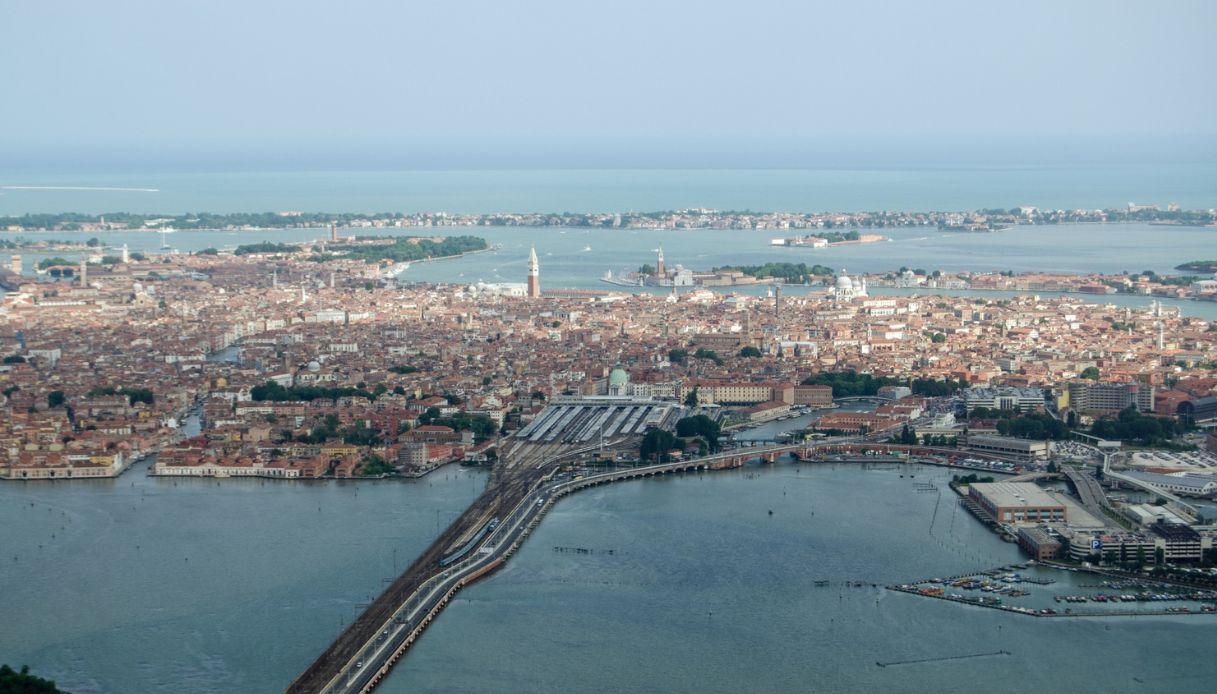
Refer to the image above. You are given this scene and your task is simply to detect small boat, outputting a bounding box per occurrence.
[583,245,592,252]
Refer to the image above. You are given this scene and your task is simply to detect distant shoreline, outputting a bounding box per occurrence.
[3,206,1216,233]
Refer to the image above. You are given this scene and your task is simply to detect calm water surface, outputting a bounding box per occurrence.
[0,460,488,693]
[4,168,1217,691]
[14,223,1217,319]
[2,166,1215,215]
[4,462,1214,693]
[379,463,1216,694]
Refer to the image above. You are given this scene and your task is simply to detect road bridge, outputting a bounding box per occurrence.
[1061,466,1118,526]
[288,439,1039,693]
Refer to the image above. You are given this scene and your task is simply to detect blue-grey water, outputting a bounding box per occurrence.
[5,461,1214,694]
[1,165,1215,215]
[371,463,1217,694]
[4,168,1217,692]
[12,222,1217,320]
[0,460,488,693]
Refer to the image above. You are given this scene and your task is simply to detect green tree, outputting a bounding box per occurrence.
[234,242,301,256]
[668,348,688,365]
[37,257,73,270]
[739,346,762,358]
[47,391,65,408]
[640,429,679,463]
[675,414,721,451]
[684,387,699,407]
[1080,366,1100,380]
[0,664,64,693]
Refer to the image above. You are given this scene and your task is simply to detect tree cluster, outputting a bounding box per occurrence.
[1091,406,1189,447]
[251,381,377,402]
[640,429,679,463]
[86,386,154,406]
[675,415,721,451]
[713,262,834,284]
[234,242,301,255]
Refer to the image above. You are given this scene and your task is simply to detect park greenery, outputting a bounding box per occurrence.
[234,242,301,255]
[799,370,964,397]
[314,235,487,264]
[418,407,498,440]
[1091,406,1191,447]
[739,345,762,358]
[85,386,154,406]
[675,414,721,451]
[640,428,679,463]
[714,262,834,284]
[965,407,1070,439]
[950,473,996,487]
[359,454,395,477]
[36,257,74,270]
[668,348,688,365]
[251,381,377,402]
[693,348,722,365]
[287,416,386,446]
[818,230,862,243]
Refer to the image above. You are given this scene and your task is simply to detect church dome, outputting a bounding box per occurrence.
[608,366,629,387]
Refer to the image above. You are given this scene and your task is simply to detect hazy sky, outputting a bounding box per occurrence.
[3,0,1215,168]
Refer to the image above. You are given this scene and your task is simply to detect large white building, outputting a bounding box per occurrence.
[832,269,868,302]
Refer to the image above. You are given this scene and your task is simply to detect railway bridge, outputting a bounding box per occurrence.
[288,439,1027,693]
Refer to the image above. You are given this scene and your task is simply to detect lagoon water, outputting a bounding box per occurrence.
[11,221,1217,321]
[3,168,1217,692]
[381,464,1216,694]
[5,460,1214,693]
[0,461,489,693]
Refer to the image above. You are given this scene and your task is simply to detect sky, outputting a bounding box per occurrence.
[2,0,1216,169]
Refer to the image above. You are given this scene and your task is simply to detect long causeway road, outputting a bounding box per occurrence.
[285,441,800,693]
[287,438,1024,693]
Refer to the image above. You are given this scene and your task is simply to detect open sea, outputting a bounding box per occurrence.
[1,165,1215,215]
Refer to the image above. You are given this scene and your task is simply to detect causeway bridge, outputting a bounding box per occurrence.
[287,440,1028,693]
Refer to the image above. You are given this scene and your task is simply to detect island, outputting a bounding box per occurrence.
[3,202,1216,233]
[1176,260,1217,273]
[769,230,887,247]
